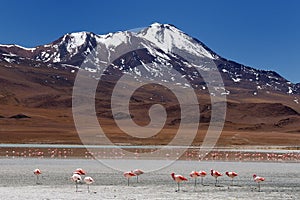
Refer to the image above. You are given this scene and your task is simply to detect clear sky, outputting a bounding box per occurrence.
[1,0,299,83]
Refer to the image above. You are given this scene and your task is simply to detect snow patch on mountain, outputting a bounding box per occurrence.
[3,57,15,63]
[0,44,35,51]
[96,31,132,48]
[232,77,241,83]
[65,32,87,54]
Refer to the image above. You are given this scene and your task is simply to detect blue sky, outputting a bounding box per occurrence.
[1,0,299,83]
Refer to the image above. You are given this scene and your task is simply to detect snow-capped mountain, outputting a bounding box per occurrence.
[1,22,300,145]
[0,22,299,97]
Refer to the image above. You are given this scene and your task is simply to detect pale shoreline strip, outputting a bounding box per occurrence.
[0,143,299,153]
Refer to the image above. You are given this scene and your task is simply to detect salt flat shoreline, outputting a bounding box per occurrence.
[1,143,299,151]
[0,158,299,199]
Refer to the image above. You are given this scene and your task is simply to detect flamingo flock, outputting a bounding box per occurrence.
[3,148,300,162]
[32,167,266,193]
[70,168,95,192]
[171,170,264,192]
[120,169,265,192]
[173,170,264,192]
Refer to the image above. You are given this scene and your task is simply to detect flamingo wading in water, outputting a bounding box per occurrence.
[171,173,188,192]
[211,169,222,186]
[226,171,238,186]
[33,168,42,184]
[199,171,207,185]
[84,176,94,193]
[123,171,136,186]
[190,171,200,189]
[133,169,144,183]
[71,173,82,192]
[253,174,265,192]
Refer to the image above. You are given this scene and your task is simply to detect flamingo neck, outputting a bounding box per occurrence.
[171,173,175,180]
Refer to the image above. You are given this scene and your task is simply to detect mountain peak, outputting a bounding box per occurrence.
[148,22,178,29]
[137,22,215,59]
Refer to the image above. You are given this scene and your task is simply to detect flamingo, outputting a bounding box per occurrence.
[253,174,265,192]
[199,171,207,185]
[171,172,188,192]
[189,171,200,189]
[123,171,136,186]
[226,171,238,186]
[133,169,144,183]
[74,168,86,175]
[211,169,222,186]
[33,168,42,184]
[84,176,94,193]
[71,173,82,192]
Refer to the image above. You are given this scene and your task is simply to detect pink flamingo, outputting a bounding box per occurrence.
[123,171,136,186]
[253,174,265,192]
[74,168,86,175]
[189,171,200,188]
[226,171,238,186]
[211,169,222,186]
[133,169,144,183]
[33,168,42,184]
[84,176,94,192]
[171,172,188,192]
[71,173,82,192]
[199,171,207,185]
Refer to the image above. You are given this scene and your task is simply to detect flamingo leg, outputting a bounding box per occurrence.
[231,178,233,186]
[258,182,261,192]
[87,184,90,193]
[201,177,203,185]
[127,178,129,186]
[137,175,139,183]
[215,178,217,186]
[194,178,197,189]
[177,182,180,191]
[75,182,78,192]
[36,175,39,184]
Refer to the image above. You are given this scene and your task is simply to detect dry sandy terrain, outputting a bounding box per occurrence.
[1,61,300,147]
[0,158,299,199]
